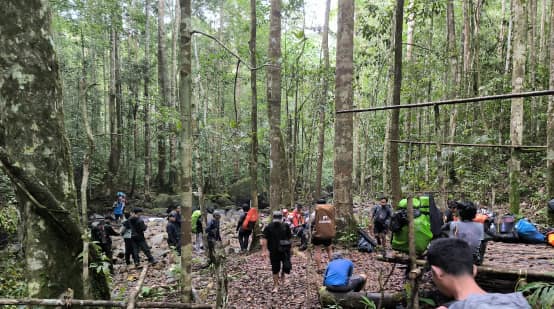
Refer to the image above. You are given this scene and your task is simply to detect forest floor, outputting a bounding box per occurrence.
[108,207,554,308]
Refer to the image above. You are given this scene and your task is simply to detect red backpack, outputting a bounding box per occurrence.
[242,208,259,231]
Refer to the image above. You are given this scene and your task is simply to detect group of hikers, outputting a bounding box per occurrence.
[90,192,157,271]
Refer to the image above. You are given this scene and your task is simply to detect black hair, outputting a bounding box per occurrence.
[316,198,326,204]
[242,203,250,212]
[456,201,477,221]
[379,196,388,202]
[427,238,474,276]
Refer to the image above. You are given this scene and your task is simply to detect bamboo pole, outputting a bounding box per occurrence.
[390,139,546,149]
[0,298,213,308]
[337,89,554,114]
[127,264,149,309]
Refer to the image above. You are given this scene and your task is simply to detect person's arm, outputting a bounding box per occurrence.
[237,214,245,232]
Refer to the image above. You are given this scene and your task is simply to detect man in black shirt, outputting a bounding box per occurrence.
[129,208,156,266]
[261,211,292,292]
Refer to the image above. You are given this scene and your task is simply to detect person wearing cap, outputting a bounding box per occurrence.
[205,212,222,266]
[427,238,530,309]
[261,211,293,292]
[166,211,181,255]
[236,203,252,252]
[323,251,367,292]
[129,208,156,266]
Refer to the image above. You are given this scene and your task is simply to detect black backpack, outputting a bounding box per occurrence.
[390,210,408,233]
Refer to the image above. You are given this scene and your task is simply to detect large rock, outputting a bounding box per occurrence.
[152,193,198,211]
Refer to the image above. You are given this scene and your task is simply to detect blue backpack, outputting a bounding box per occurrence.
[515,219,545,244]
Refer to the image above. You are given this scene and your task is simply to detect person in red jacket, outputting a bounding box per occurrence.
[291,204,307,250]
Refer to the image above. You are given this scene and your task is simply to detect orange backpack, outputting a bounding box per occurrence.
[547,231,554,247]
[242,208,259,231]
[313,204,336,239]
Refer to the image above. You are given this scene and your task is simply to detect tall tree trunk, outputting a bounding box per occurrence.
[249,0,260,250]
[157,0,168,191]
[106,16,122,195]
[546,0,554,225]
[446,0,459,198]
[315,0,331,200]
[268,0,288,211]
[389,0,404,205]
[0,0,91,298]
[144,0,152,201]
[528,0,538,135]
[169,0,180,191]
[179,0,193,303]
[509,0,527,214]
[334,0,355,230]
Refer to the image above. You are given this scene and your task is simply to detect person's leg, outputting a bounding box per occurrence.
[245,230,252,251]
[325,243,333,261]
[347,274,367,292]
[238,230,246,251]
[131,238,141,266]
[124,239,132,265]
[314,246,322,271]
[299,227,307,249]
[138,239,155,263]
[269,254,281,292]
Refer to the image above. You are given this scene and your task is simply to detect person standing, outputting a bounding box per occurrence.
[129,208,156,266]
[311,198,335,272]
[166,212,181,255]
[261,211,293,292]
[427,238,530,308]
[91,216,119,273]
[323,251,367,292]
[113,192,126,223]
[236,203,252,252]
[120,212,138,266]
[292,204,307,250]
[372,197,393,247]
[191,209,203,252]
[205,212,222,266]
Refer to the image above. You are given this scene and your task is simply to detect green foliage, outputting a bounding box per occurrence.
[337,230,358,246]
[518,281,554,309]
[0,204,18,235]
[0,250,27,300]
[360,296,376,309]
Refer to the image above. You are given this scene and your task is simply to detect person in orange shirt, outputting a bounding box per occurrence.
[292,204,307,250]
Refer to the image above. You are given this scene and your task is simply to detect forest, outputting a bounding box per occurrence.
[1,0,554,308]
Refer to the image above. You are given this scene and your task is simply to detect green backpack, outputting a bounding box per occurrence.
[191,210,201,233]
[391,197,433,255]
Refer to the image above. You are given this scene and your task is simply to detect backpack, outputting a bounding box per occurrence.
[313,204,336,239]
[357,236,373,253]
[241,208,259,231]
[390,209,409,233]
[515,218,545,244]
[391,197,434,254]
[191,210,201,233]
[420,194,444,238]
[547,231,554,247]
[499,215,516,234]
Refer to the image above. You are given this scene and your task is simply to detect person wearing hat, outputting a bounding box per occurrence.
[129,208,156,266]
[323,251,367,292]
[166,211,181,255]
[205,211,222,266]
[261,211,293,292]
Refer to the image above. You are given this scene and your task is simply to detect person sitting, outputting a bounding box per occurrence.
[443,201,486,265]
[323,251,367,293]
[427,238,530,309]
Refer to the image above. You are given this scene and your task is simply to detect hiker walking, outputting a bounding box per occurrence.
[192,209,203,252]
[91,216,119,272]
[113,192,127,223]
[372,196,392,247]
[129,208,156,266]
[205,212,222,266]
[120,213,138,266]
[323,251,367,292]
[166,211,181,255]
[311,198,335,272]
[261,211,292,292]
[236,203,252,252]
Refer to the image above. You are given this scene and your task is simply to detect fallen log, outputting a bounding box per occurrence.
[318,286,404,309]
[127,264,149,309]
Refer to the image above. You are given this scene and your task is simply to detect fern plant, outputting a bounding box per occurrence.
[518,281,554,309]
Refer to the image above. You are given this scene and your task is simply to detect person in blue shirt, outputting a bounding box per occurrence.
[113,192,126,223]
[323,251,367,292]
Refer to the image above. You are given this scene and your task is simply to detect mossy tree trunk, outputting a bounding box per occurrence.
[0,0,86,298]
[334,0,356,231]
[547,0,554,225]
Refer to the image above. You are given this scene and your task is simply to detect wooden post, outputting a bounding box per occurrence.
[127,264,149,309]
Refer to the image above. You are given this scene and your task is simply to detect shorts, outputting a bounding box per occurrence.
[373,222,388,234]
[269,252,291,274]
[312,237,332,247]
